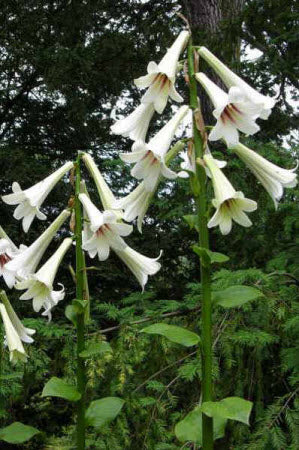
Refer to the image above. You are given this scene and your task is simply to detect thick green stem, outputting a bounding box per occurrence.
[75,154,86,450]
[188,39,213,449]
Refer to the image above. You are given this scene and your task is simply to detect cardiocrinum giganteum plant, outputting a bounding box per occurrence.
[0,24,297,450]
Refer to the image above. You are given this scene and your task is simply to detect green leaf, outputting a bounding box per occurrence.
[212,285,263,308]
[42,377,81,402]
[175,406,226,445]
[0,422,40,444]
[193,246,229,266]
[141,323,200,347]
[85,397,124,428]
[201,397,253,425]
[183,215,200,232]
[65,305,77,325]
[79,341,112,358]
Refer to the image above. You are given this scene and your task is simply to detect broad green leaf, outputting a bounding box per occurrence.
[175,406,226,445]
[79,341,112,358]
[193,246,229,266]
[201,397,253,425]
[141,323,200,347]
[42,377,81,402]
[85,397,124,428]
[0,422,40,444]
[183,215,199,232]
[65,305,77,325]
[212,285,263,308]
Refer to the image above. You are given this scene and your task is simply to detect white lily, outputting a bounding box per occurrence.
[204,154,257,235]
[2,162,73,232]
[0,290,35,344]
[196,73,262,148]
[233,143,298,208]
[120,105,189,191]
[114,180,157,233]
[0,227,19,288]
[198,46,276,119]
[134,30,190,113]
[0,302,27,364]
[114,246,161,291]
[5,209,70,281]
[82,153,123,219]
[111,103,155,142]
[79,193,132,261]
[15,238,72,320]
[80,194,161,287]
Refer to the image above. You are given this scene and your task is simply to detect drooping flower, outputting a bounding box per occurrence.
[233,143,298,208]
[115,140,187,232]
[2,162,73,232]
[111,103,155,142]
[0,227,20,288]
[82,153,123,219]
[203,153,257,235]
[134,30,190,113]
[5,209,70,281]
[198,46,276,119]
[0,297,31,364]
[15,237,72,320]
[114,246,161,291]
[120,105,189,191]
[79,193,132,260]
[195,73,262,148]
[80,194,161,288]
[0,290,35,344]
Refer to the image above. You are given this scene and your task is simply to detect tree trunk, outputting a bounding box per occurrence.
[181,0,245,123]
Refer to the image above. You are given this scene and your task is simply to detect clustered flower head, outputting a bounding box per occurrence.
[0,30,297,365]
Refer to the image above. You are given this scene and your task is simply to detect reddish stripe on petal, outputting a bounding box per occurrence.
[0,254,11,268]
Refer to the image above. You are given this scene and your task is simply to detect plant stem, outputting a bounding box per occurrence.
[188,39,214,449]
[75,154,86,450]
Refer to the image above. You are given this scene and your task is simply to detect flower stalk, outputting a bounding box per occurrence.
[188,39,213,449]
[75,154,87,450]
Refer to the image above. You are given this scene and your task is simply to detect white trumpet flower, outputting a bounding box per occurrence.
[233,143,298,208]
[2,162,73,232]
[178,146,227,178]
[15,238,72,320]
[0,227,20,288]
[196,73,262,148]
[204,154,257,235]
[79,194,132,260]
[5,210,70,281]
[114,246,161,291]
[111,103,155,142]
[114,181,157,233]
[0,291,35,344]
[134,30,190,113]
[120,105,189,191]
[82,153,123,218]
[0,302,27,364]
[198,46,276,119]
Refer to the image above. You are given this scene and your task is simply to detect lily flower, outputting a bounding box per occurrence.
[0,301,27,364]
[203,154,257,235]
[0,290,35,344]
[0,227,20,288]
[195,73,262,148]
[111,103,155,142]
[5,210,70,281]
[15,238,72,320]
[80,194,161,287]
[120,105,189,191]
[197,46,276,119]
[2,162,73,232]
[134,30,190,113]
[79,193,132,260]
[233,143,298,208]
[114,246,161,290]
